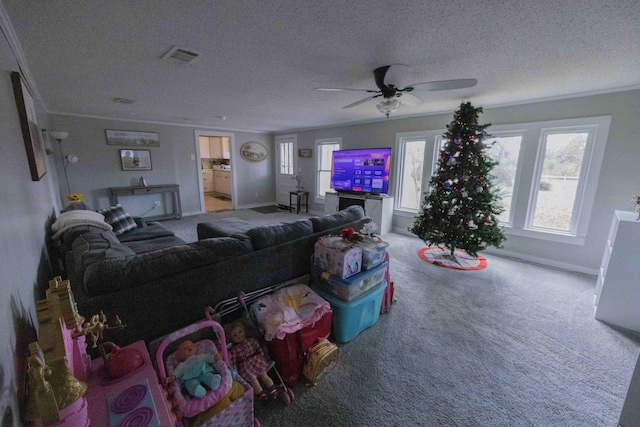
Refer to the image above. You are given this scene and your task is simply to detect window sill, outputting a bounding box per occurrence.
[504,225,586,246]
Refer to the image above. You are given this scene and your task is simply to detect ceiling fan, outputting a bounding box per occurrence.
[316,64,477,118]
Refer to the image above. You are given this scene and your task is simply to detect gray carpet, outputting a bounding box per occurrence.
[163,211,640,426]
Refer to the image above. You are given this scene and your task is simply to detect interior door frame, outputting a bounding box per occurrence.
[194,130,236,212]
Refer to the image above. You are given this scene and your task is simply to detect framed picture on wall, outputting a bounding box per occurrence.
[240,141,268,162]
[299,148,312,158]
[11,72,46,181]
[120,149,152,170]
[106,130,160,146]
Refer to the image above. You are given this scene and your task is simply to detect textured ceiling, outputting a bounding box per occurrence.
[3,0,639,133]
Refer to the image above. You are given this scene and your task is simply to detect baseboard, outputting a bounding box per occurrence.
[390,226,598,275]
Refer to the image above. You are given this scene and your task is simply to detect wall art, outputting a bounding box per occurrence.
[106,130,159,147]
[240,141,268,162]
[120,149,152,171]
[11,72,46,181]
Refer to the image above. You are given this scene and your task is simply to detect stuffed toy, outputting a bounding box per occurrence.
[167,339,221,398]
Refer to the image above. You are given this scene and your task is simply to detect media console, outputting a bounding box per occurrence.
[324,191,393,234]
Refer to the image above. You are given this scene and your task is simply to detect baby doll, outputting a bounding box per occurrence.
[226,319,277,401]
[167,339,221,398]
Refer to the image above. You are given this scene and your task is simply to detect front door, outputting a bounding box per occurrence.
[275,134,297,207]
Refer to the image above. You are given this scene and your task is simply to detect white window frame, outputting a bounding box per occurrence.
[394,130,443,217]
[315,137,342,202]
[524,121,607,238]
[482,130,527,227]
[394,116,610,245]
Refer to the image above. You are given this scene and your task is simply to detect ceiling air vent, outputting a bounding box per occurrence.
[161,46,200,64]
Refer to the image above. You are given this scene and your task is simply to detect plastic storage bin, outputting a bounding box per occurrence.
[313,281,387,343]
[311,261,388,302]
[357,239,389,270]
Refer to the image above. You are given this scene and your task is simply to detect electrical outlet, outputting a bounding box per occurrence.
[255,193,258,197]
[153,201,160,208]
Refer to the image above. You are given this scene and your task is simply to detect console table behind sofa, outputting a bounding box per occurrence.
[108,184,181,221]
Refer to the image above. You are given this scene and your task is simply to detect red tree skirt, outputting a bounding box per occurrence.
[418,247,487,270]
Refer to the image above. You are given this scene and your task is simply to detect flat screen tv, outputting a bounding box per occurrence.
[330,147,391,195]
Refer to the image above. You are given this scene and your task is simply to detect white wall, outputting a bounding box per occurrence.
[47,114,275,215]
[280,90,640,273]
[0,69,58,426]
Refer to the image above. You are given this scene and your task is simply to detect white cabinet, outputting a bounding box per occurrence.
[325,192,339,214]
[199,137,210,159]
[324,192,393,234]
[202,170,214,192]
[214,171,231,196]
[594,210,640,332]
[208,137,230,159]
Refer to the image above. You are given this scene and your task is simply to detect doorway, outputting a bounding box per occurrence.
[195,130,235,213]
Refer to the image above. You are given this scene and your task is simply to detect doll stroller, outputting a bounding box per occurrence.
[211,289,296,406]
[154,317,260,427]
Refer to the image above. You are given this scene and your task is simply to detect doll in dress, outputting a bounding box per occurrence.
[167,339,222,398]
[226,319,277,401]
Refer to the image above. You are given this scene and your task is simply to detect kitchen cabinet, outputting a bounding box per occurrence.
[201,137,230,159]
[594,210,640,332]
[202,170,214,192]
[214,170,231,196]
[199,136,211,158]
[209,137,231,159]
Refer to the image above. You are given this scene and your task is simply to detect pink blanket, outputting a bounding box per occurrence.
[251,285,331,341]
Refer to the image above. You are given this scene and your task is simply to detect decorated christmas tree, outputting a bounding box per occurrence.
[410,102,506,257]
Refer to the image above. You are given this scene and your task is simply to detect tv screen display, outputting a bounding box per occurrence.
[331,147,391,194]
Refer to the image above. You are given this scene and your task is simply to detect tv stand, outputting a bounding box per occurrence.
[325,192,393,234]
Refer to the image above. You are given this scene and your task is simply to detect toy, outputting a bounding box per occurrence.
[226,319,277,401]
[167,339,222,398]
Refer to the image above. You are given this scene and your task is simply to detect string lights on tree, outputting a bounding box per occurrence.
[410,102,506,257]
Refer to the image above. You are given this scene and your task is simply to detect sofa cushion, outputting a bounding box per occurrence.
[117,222,176,243]
[72,230,136,278]
[197,218,255,239]
[245,219,313,250]
[123,235,187,254]
[310,205,365,232]
[98,204,137,235]
[82,235,254,296]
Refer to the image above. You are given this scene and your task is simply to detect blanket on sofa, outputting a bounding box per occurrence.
[51,210,112,240]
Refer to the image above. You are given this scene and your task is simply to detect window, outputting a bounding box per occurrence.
[485,135,523,225]
[529,130,590,232]
[397,138,427,210]
[395,130,442,214]
[279,140,294,175]
[396,116,610,244]
[315,138,341,200]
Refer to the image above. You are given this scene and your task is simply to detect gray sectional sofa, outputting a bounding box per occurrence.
[56,205,370,348]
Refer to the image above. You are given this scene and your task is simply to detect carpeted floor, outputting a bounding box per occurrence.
[162,211,640,426]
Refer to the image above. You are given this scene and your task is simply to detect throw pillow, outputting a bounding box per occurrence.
[97,204,137,236]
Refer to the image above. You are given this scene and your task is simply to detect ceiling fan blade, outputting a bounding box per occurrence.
[343,95,380,109]
[383,64,413,88]
[315,87,378,93]
[398,92,423,106]
[409,78,478,92]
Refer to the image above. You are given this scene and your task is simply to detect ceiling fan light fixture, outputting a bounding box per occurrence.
[376,98,401,118]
